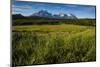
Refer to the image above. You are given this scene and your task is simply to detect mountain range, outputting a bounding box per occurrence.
[31,10,77,19]
[13,10,78,19]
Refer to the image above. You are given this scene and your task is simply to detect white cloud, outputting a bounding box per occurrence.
[12,5,32,10]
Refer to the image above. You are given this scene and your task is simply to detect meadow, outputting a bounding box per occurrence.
[12,24,96,66]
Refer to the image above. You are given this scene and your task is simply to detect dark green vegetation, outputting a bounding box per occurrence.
[12,14,96,26]
[12,15,96,66]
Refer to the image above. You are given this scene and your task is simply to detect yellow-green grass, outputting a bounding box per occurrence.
[12,24,96,66]
[12,24,95,32]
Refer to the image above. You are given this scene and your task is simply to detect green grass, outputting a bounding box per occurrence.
[12,24,96,66]
[12,24,94,32]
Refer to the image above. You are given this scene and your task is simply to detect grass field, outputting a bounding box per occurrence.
[12,24,94,32]
[12,24,96,66]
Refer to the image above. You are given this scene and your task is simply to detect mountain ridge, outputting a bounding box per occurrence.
[31,10,77,19]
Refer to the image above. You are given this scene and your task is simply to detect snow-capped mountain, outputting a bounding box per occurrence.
[31,10,77,19]
[31,10,52,18]
[67,13,77,19]
[53,13,67,19]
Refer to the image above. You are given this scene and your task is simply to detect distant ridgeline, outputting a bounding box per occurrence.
[12,10,96,26]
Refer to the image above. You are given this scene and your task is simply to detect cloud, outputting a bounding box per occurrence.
[12,4,33,13]
[12,5,32,10]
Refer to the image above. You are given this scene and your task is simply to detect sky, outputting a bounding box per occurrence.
[12,0,96,18]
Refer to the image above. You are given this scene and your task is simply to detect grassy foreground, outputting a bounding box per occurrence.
[12,24,96,66]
